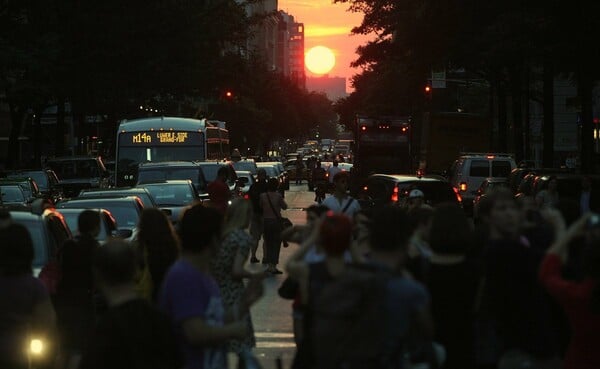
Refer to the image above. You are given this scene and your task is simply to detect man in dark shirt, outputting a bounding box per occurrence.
[249,169,268,263]
[79,239,181,369]
[207,166,231,215]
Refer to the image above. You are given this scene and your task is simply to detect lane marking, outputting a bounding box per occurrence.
[255,332,295,339]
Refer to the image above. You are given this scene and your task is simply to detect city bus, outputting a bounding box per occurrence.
[353,115,412,179]
[115,117,229,187]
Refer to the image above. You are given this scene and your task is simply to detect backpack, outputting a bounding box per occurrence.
[311,263,397,369]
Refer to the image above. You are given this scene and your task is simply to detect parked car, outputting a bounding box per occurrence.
[0,184,29,207]
[10,205,72,276]
[235,171,255,197]
[447,153,516,213]
[6,169,62,202]
[364,174,462,209]
[197,161,238,192]
[0,177,41,203]
[137,180,200,224]
[57,196,143,240]
[47,156,110,197]
[59,208,130,244]
[231,159,259,177]
[78,187,158,208]
[137,161,208,198]
[472,178,509,219]
[262,161,289,190]
[257,163,286,196]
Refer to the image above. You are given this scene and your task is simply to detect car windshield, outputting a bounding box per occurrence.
[259,166,277,178]
[61,201,138,229]
[142,184,195,206]
[138,168,205,189]
[11,172,48,190]
[48,159,99,179]
[232,161,257,175]
[62,211,110,241]
[80,191,154,208]
[1,185,26,203]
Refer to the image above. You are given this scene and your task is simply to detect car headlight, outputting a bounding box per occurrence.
[30,338,44,356]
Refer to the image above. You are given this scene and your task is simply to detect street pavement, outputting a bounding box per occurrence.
[231,183,315,369]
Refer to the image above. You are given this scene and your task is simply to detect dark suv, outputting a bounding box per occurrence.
[47,156,110,197]
[363,174,462,209]
[137,161,208,195]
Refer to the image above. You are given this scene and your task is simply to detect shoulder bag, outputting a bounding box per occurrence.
[266,192,293,230]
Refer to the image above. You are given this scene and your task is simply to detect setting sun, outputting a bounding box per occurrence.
[305,46,336,75]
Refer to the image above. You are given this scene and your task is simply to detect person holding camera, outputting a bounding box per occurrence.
[539,211,600,369]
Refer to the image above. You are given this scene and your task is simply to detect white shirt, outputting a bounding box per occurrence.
[322,195,361,217]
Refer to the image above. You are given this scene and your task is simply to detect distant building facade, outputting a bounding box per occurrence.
[306,75,347,101]
[278,11,305,88]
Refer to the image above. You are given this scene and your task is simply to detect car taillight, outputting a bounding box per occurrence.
[243,194,249,200]
[391,186,399,202]
[453,187,463,203]
[459,182,467,192]
[363,185,368,191]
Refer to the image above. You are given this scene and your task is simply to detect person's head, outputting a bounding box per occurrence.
[582,176,592,191]
[478,188,520,239]
[316,160,321,167]
[217,166,229,181]
[429,203,473,255]
[407,189,425,210]
[223,198,253,234]
[179,204,222,254]
[333,160,339,167]
[0,209,11,229]
[306,204,328,226]
[0,223,33,276]
[333,171,349,193]
[267,177,279,192]
[138,207,180,256]
[257,168,267,182]
[368,206,412,254]
[78,209,101,237]
[93,239,136,289]
[319,212,352,257]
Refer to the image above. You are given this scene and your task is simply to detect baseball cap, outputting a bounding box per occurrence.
[408,189,424,199]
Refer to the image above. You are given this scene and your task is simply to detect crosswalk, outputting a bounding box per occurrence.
[255,332,296,349]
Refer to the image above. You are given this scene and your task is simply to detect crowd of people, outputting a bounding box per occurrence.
[1,168,600,369]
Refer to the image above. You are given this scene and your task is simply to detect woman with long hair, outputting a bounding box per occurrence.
[540,212,600,369]
[211,198,260,353]
[0,224,56,369]
[136,208,180,302]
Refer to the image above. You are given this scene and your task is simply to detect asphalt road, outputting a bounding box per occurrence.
[234,183,315,369]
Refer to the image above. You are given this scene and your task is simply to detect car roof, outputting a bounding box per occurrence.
[138,179,193,185]
[59,196,141,205]
[236,171,251,175]
[369,174,447,182]
[138,161,201,168]
[119,117,205,132]
[484,177,508,182]
[57,207,111,215]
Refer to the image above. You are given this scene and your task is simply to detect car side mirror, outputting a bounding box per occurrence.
[112,228,133,239]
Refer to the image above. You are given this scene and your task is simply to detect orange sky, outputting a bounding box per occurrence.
[278,0,373,92]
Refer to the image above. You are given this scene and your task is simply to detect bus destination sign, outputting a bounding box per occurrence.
[120,131,203,146]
